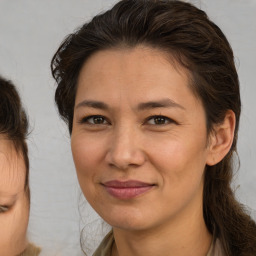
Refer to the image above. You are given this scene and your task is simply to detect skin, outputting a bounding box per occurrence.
[71,46,235,256]
[0,137,29,256]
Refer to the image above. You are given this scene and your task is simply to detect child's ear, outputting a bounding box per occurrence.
[206,110,236,166]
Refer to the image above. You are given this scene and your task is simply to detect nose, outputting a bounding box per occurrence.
[105,125,146,170]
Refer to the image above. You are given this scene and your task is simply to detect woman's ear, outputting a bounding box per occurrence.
[206,110,236,166]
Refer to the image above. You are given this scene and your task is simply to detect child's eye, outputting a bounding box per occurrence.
[79,115,109,125]
[0,205,9,213]
[146,115,174,125]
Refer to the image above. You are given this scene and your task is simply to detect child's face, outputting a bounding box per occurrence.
[0,137,29,256]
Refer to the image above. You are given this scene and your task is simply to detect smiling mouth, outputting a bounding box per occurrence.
[102,180,155,199]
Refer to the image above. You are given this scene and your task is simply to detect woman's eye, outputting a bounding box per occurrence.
[146,115,174,125]
[0,205,9,213]
[80,115,109,125]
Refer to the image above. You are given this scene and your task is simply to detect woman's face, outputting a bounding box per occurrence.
[0,137,29,255]
[71,46,212,231]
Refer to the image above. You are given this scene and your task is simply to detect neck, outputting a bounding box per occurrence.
[112,205,212,256]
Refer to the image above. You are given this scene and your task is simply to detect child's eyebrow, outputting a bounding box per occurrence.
[0,192,18,199]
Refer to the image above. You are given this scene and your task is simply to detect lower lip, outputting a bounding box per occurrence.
[104,186,154,199]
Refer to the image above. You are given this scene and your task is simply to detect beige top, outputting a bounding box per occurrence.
[19,243,41,256]
[93,231,224,256]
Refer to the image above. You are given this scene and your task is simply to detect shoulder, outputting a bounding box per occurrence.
[19,243,41,256]
[93,231,114,256]
[207,239,225,256]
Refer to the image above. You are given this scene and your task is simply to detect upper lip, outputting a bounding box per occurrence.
[103,180,154,188]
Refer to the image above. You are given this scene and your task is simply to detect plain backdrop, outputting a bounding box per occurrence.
[0,0,255,255]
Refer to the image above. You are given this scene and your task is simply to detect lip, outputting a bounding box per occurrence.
[102,180,155,199]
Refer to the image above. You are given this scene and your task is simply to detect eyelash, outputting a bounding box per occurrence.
[79,115,110,125]
[78,115,176,126]
[0,205,9,213]
[145,115,176,125]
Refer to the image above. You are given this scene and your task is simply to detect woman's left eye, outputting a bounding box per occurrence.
[146,115,174,125]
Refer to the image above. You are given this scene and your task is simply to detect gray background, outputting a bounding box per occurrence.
[0,0,255,255]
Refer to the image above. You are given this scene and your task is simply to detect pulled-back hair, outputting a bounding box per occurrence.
[51,0,256,255]
[0,76,29,190]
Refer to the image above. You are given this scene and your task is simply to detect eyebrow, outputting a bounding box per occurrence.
[75,98,185,111]
[75,100,109,110]
[137,98,185,111]
[0,192,17,200]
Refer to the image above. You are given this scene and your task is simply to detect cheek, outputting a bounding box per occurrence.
[71,134,104,173]
[0,194,29,254]
[145,138,207,220]
[148,133,208,189]
[71,134,106,198]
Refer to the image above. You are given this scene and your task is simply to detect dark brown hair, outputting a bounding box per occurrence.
[0,76,29,192]
[51,0,256,255]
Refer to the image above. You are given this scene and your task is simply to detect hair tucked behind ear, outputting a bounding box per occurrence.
[51,0,256,255]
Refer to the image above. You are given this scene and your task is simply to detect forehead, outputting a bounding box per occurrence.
[0,138,26,196]
[76,46,200,110]
[78,46,189,86]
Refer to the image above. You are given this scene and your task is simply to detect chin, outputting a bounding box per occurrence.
[100,205,154,231]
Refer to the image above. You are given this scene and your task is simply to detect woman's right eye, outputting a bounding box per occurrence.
[79,115,109,125]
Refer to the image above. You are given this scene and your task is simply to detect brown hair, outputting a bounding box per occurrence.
[51,0,256,255]
[0,76,29,192]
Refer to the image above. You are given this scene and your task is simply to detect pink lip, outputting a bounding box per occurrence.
[102,180,155,199]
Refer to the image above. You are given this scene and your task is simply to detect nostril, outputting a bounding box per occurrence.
[105,131,146,169]
[106,149,146,170]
